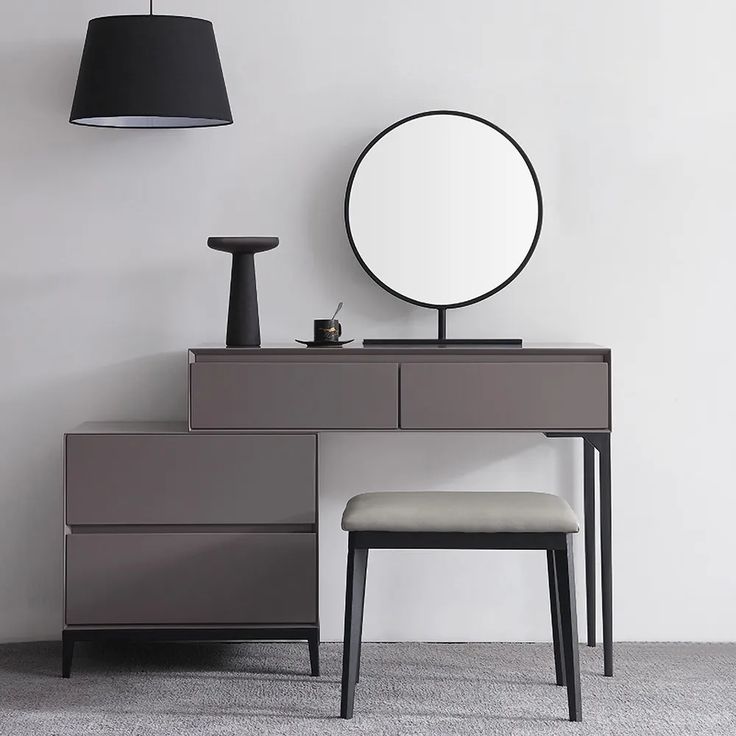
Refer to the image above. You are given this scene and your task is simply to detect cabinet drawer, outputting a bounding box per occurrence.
[190,362,398,429]
[65,434,315,525]
[66,533,317,625]
[400,362,609,430]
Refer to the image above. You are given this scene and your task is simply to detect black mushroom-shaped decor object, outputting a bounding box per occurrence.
[208,237,279,347]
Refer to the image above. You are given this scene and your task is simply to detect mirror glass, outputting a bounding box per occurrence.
[346,111,542,308]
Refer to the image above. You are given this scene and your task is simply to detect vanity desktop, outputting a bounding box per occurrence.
[63,343,613,678]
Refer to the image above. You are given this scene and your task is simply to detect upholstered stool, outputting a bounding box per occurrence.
[339,491,582,721]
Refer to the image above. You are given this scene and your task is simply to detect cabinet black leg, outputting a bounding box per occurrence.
[555,537,582,722]
[307,630,320,677]
[598,434,613,676]
[340,540,368,719]
[583,439,596,647]
[62,634,74,678]
[547,550,565,686]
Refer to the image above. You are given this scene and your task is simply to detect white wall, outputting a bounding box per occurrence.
[1,0,734,643]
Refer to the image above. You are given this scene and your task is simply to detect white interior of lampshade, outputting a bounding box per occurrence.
[70,116,232,128]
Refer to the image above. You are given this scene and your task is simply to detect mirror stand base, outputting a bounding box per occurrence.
[361,338,522,347]
[362,308,521,346]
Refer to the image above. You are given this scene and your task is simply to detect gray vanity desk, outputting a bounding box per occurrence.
[63,343,612,678]
[188,344,613,675]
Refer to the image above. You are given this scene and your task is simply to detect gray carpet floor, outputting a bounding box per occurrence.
[0,641,734,735]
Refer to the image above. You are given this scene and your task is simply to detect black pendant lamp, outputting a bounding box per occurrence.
[70,2,232,128]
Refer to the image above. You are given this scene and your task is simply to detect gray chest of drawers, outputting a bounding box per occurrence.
[62,423,321,677]
[63,344,613,677]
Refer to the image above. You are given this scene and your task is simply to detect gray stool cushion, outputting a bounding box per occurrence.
[342,491,579,534]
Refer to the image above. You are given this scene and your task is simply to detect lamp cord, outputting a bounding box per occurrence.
[150,0,153,15]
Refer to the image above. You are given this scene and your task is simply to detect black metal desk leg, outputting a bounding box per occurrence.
[597,433,613,676]
[546,430,613,677]
[583,439,596,647]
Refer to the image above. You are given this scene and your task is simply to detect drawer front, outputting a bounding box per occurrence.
[66,533,317,625]
[65,434,315,525]
[190,362,398,429]
[400,362,609,430]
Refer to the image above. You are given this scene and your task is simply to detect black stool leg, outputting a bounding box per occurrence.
[307,629,320,677]
[62,633,74,679]
[555,536,582,722]
[355,549,369,684]
[340,539,368,719]
[546,550,565,686]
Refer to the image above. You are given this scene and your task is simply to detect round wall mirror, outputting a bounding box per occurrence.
[345,110,542,344]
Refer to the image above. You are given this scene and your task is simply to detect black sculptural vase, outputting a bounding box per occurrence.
[208,237,279,347]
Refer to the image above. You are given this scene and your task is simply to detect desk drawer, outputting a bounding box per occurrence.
[190,362,398,429]
[65,434,315,525]
[66,533,317,625]
[400,362,609,430]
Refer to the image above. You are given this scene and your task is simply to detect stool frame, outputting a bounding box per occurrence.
[340,531,581,722]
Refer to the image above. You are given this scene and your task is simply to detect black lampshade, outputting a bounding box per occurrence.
[70,15,232,128]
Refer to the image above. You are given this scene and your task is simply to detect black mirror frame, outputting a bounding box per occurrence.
[344,110,543,312]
